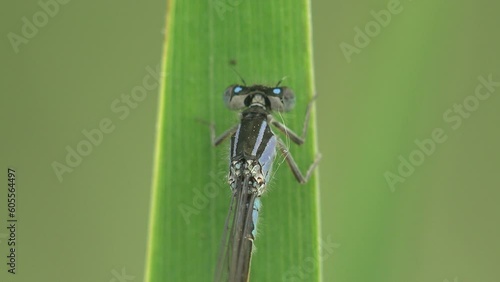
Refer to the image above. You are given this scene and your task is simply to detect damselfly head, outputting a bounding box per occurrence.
[223,84,296,112]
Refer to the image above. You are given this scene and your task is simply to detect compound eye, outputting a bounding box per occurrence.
[234,86,243,94]
[269,87,295,112]
[224,85,246,110]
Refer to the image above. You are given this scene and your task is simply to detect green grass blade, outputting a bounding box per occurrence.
[145,0,321,281]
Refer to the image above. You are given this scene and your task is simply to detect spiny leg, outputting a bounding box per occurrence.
[269,95,317,145]
[277,139,321,184]
[198,119,238,146]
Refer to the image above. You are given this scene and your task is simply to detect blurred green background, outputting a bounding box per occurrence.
[1,0,499,282]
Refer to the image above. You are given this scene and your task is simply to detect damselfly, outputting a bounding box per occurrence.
[207,82,320,282]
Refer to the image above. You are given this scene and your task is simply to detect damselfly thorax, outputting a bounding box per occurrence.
[229,105,277,195]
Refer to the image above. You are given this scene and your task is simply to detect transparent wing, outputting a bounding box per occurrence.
[214,175,257,282]
[213,190,236,282]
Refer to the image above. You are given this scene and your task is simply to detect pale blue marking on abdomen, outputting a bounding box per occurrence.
[251,197,262,238]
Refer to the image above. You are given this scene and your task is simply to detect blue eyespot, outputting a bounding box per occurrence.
[273,88,281,95]
[234,86,243,94]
